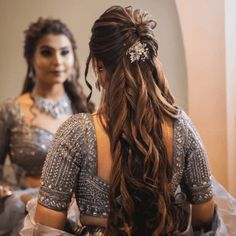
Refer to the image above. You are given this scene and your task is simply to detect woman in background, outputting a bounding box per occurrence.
[0,17,92,235]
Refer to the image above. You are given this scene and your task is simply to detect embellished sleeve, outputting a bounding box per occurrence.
[0,101,12,168]
[38,113,87,211]
[181,111,213,204]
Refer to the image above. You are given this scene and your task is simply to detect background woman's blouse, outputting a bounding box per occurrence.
[0,99,53,181]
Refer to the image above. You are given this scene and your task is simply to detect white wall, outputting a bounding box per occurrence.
[225,0,236,196]
[0,0,187,111]
[176,0,236,197]
[175,0,228,188]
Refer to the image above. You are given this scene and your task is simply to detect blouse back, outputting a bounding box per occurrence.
[38,111,213,218]
[0,99,53,180]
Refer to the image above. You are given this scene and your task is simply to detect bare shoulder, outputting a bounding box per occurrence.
[16,93,33,105]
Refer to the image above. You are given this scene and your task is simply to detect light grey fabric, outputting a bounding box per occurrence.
[212,177,236,235]
[0,188,38,236]
[0,98,53,179]
[20,197,76,236]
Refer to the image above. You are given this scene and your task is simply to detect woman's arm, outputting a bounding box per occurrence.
[192,198,214,228]
[180,111,215,229]
[33,114,86,229]
[35,204,67,230]
[0,102,12,171]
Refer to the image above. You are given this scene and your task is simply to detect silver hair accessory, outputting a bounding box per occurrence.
[31,92,73,118]
[126,41,149,63]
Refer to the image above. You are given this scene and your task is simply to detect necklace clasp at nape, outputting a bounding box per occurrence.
[31,92,73,118]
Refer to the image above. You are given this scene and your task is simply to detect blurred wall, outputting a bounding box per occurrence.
[176,0,236,197]
[225,0,236,197]
[0,0,187,111]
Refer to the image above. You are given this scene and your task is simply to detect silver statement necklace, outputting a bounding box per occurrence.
[31,92,73,118]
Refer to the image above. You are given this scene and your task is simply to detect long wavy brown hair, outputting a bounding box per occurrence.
[22,17,93,113]
[85,6,185,236]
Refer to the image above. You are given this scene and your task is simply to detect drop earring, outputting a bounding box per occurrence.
[67,69,76,82]
[95,79,101,91]
[95,66,103,91]
[97,66,103,73]
[67,75,73,82]
[29,67,35,82]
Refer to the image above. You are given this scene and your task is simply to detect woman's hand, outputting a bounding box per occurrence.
[20,194,32,205]
[0,184,13,199]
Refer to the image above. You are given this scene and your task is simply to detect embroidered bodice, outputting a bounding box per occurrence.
[38,111,213,218]
[0,99,54,180]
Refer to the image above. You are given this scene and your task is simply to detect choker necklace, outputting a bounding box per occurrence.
[31,92,73,118]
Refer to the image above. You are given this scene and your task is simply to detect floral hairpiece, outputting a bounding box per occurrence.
[126,41,149,63]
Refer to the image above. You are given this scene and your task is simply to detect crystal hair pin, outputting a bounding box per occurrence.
[126,41,149,63]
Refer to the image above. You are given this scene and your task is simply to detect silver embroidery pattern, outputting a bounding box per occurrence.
[39,114,86,210]
[76,115,109,217]
[38,114,110,215]
[180,111,213,203]
[169,112,186,195]
[0,99,53,179]
[126,41,149,63]
[38,111,213,216]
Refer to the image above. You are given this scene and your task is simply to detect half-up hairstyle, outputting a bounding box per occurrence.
[23,17,93,113]
[85,6,185,236]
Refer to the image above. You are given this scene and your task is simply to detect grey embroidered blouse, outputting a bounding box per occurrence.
[38,110,213,218]
[0,99,54,182]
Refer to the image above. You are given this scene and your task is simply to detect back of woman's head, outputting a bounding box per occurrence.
[88,6,157,71]
[86,5,176,115]
[86,6,184,236]
[22,17,92,113]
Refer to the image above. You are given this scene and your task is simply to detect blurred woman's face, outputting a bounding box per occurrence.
[33,34,74,86]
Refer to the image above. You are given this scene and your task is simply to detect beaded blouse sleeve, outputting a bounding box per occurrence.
[180,111,213,204]
[0,101,13,168]
[38,113,87,211]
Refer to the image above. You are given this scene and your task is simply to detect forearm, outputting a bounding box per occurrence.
[35,203,67,230]
[192,199,215,230]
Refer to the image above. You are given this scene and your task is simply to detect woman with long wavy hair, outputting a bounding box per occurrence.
[23,6,220,236]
